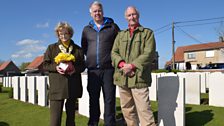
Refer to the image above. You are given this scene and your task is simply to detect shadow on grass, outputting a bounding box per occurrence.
[0,122,9,126]
[186,108,214,126]
[201,98,209,105]
[153,111,158,124]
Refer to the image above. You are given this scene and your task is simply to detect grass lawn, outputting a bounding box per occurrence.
[1,87,224,126]
[0,87,97,126]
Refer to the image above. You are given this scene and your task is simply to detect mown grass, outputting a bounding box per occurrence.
[1,86,224,126]
[0,87,97,126]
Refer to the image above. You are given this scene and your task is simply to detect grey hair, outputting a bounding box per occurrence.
[54,21,74,38]
[89,1,103,13]
[124,6,140,18]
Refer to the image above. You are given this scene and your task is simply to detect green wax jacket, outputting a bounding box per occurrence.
[111,26,156,88]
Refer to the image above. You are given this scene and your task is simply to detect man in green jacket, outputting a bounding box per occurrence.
[111,6,156,126]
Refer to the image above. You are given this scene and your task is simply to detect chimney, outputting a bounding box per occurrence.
[219,36,224,42]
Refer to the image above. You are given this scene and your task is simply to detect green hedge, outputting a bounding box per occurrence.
[0,84,2,93]
[8,87,13,98]
[152,69,181,73]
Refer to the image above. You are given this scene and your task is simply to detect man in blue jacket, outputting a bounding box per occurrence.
[81,1,120,126]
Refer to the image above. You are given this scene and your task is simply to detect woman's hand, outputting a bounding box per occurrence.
[66,61,76,75]
[56,65,65,74]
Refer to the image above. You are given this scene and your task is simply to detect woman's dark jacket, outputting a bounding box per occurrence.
[43,40,85,100]
[81,17,120,69]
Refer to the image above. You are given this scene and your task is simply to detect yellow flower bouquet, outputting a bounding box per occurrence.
[54,53,75,72]
[54,52,75,64]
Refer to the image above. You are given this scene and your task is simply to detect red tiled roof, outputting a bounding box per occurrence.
[170,41,224,63]
[26,55,44,70]
[0,61,11,71]
[184,41,224,52]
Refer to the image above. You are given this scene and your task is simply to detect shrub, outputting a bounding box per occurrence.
[0,84,2,93]
[8,87,13,98]
[152,69,181,74]
[152,69,169,73]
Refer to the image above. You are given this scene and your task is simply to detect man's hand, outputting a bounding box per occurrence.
[126,70,135,78]
[121,63,132,74]
[121,63,135,77]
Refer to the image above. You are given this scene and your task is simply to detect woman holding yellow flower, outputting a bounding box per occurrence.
[43,22,85,126]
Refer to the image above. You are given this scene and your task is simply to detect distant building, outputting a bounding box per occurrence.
[0,60,21,76]
[166,41,224,70]
[25,55,45,75]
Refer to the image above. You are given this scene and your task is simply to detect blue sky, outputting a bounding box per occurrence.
[1,0,224,68]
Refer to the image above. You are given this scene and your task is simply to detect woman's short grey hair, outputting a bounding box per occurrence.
[89,1,103,13]
[124,6,140,18]
[55,21,74,38]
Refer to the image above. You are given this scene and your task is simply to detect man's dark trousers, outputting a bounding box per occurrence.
[87,68,116,126]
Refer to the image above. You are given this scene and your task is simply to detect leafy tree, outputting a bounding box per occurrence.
[19,62,31,71]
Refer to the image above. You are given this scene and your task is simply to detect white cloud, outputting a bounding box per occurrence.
[11,54,20,58]
[11,52,32,58]
[36,22,49,28]
[24,44,46,52]
[23,53,33,58]
[16,39,41,45]
[11,39,46,59]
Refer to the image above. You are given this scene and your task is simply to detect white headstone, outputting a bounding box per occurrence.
[27,76,37,104]
[12,77,20,100]
[199,72,206,93]
[205,72,210,89]
[177,72,201,105]
[36,76,48,106]
[9,77,12,87]
[161,72,177,77]
[99,91,104,119]
[78,74,90,117]
[0,77,2,83]
[116,85,120,98]
[20,76,28,102]
[3,77,6,87]
[149,73,158,101]
[158,76,185,126]
[6,77,9,87]
[209,72,224,107]
[78,74,105,119]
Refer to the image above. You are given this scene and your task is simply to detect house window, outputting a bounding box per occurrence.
[187,53,195,59]
[206,50,214,57]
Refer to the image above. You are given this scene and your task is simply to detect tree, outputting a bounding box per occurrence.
[19,62,31,71]
[215,22,224,41]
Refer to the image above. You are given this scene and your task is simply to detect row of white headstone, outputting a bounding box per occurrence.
[78,73,185,126]
[149,72,224,107]
[79,72,224,126]
[2,72,224,126]
[3,76,48,107]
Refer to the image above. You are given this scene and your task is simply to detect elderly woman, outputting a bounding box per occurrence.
[43,22,85,126]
